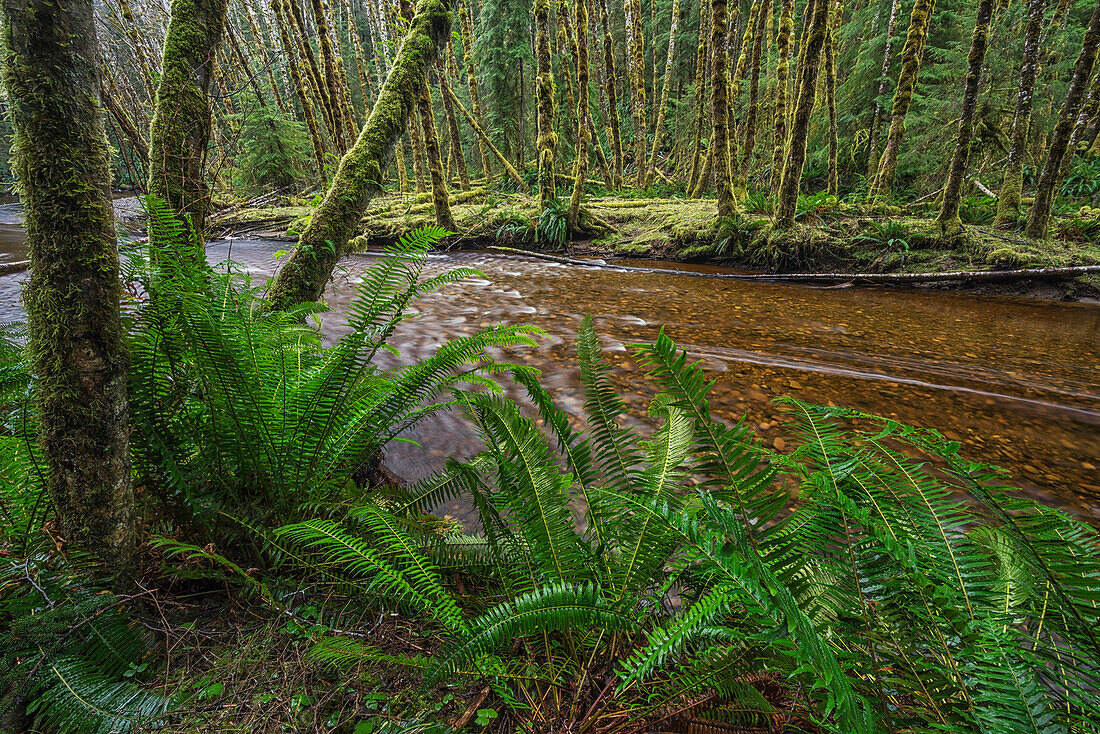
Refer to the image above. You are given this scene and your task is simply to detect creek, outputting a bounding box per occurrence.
[0,200,1096,524]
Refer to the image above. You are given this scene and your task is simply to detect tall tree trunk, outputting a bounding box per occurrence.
[568,0,592,228]
[535,0,558,212]
[309,0,356,140]
[288,0,343,149]
[246,1,289,114]
[773,0,829,227]
[735,0,767,199]
[2,0,134,566]
[865,0,900,183]
[148,0,229,251]
[994,0,1045,227]
[458,1,492,179]
[644,0,679,187]
[1026,0,1100,239]
[936,0,994,236]
[710,0,736,217]
[824,0,840,195]
[440,77,528,186]
[441,49,470,190]
[771,0,793,195]
[268,0,453,309]
[418,78,456,228]
[870,0,936,199]
[627,0,647,187]
[598,0,624,188]
[273,0,328,176]
[117,0,158,102]
[687,0,709,194]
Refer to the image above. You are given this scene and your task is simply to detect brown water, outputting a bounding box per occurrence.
[1,223,1098,523]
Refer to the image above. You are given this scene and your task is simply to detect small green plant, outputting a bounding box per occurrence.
[714,212,765,255]
[743,189,772,214]
[794,191,840,224]
[853,220,911,265]
[494,208,533,244]
[1060,155,1100,200]
[536,198,568,248]
[958,195,997,224]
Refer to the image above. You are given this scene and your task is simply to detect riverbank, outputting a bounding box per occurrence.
[210,191,1100,301]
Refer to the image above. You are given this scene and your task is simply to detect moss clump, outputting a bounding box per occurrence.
[615,242,653,257]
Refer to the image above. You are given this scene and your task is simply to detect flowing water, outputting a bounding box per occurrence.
[0,205,1097,524]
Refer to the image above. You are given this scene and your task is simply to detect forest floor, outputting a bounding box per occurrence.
[211,190,1100,301]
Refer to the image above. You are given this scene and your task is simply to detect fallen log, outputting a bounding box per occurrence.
[487,246,1100,284]
[0,260,30,275]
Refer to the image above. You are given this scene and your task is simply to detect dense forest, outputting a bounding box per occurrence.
[2,0,1100,732]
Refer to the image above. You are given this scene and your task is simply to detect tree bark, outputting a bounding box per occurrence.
[458,1,492,179]
[2,0,134,566]
[644,0,679,188]
[627,0,647,187]
[735,0,767,199]
[273,0,329,177]
[440,78,528,187]
[771,0,793,195]
[440,48,470,190]
[535,0,558,212]
[937,0,994,236]
[598,0,624,188]
[418,78,456,228]
[865,0,900,183]
[568,0,592,228]
[1026,0,1100,239]
[710,0,736,218]
[773,0,829,228]
[148,0,229,249]
[871,0,936,199]
[687,0,709,194]
[824,0,841,196]
[994,0,1045,227]
[268,0,453,309]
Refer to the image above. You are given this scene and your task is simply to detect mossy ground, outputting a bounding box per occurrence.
[215,192,1100,299]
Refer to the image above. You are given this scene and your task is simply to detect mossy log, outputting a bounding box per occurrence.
[2,0,134,565]
[267,0,453,310]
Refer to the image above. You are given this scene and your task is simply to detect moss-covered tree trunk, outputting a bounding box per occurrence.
[865,0,900,182]
[1026,0,1100,240]
[936,0,994,236]
[824,0,840,196]
[568,0,592,228]
[710,0,736,218]
[147,0,229,250]
[101,73,151,169]
[288,0,343,149]
[2,0,134,566]
[458,2,491,179]
[535,0,558,212]
[772,0,829,228]
[598,0,624,188]
[440,77,528,187]
[627,0,647,187]
[644,0,679,187]
[441,48,470,190]
[273,0,328,176]
[993,0,1045,227]
[770,0,793,195]
[309,0,357,141]
[735,0,767,199]
[870,0,936,199]
[268,0,453,309]
[687,0,709,194]
[418,78,456,228]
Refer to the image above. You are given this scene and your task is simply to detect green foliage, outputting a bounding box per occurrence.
[714,212,765,255]
[535,197,568,247]
[853,220,911,265]
[795,192,841,224]
[127,211,541,537]
[1060,156,1100,200]
[230,94,311,192]
[281,323,1100,731]
[743,189,772,214]
[958,195,997,225]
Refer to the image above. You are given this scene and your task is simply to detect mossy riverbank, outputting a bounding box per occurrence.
[211,191,1100,300]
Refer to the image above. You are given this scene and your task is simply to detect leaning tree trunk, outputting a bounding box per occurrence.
[568,0,592,229]
[148,0,229,254]
[2,0,134,566]
[936,0,994,236]
[710,0,736,218]
[994,0,1045,227]
[865,0,900,183]
[440,77,528,187]
[535,0,557,213]
[771,0,793,195]
[871,0,936,199]
[309,0,357,141]
[773,0,829,228]
[458,1,491,179]
[268,0,453,309]
[598,0,624,188]
[1026,0,1100,240]
[273,0,328,176]
[440,48,470,190]
[288,0,342,149]
[644,0,678,187]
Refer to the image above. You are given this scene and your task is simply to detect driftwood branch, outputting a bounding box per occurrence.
[0,261,30,275]
[487,246,1100,284]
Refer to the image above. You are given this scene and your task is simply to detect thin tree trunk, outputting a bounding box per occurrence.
[148,0,229,249]
[824,0,840,195]
[535,0,557,212]
[644,0,679,187]
[458,1,491,179]
[117,0,158,102]
[440,52,470,190]
[268,0,453,309]
[309,0,356,140]
[2,0,134,566]
[569,0,592,228]
[735,0,767,198]
[598,0,624,188]
[440,78,528,187]
[773,0,829,227]
[687,0,709,194]
[101,68,151,168]
[418,78,456,228]
[937,0,994,236]
[865,0,900,183]
[288,0,343,149]
[273,0,328,176]
[771,0,793,195]
[628,0,647,187]
[871,0,936,199]
[1026,0,1100,239]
